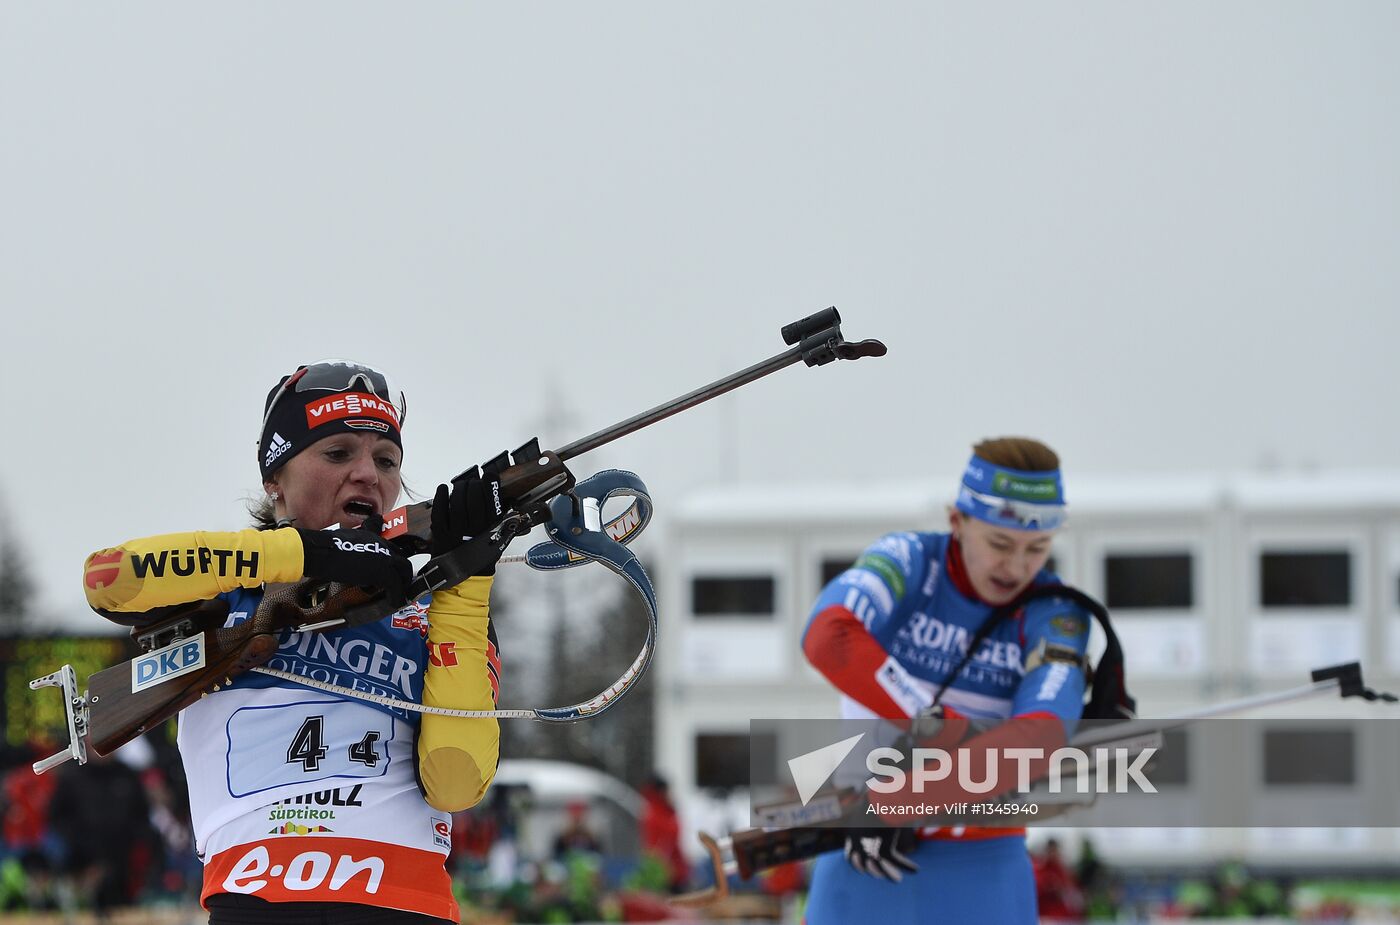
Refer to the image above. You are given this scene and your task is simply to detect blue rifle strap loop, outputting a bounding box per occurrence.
[524,469,652,570]
[524,470,658,722]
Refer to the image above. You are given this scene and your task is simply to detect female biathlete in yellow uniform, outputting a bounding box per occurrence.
[83,360,503,924]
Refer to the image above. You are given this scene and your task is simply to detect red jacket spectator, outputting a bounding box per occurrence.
[3,756,56,850]
[1033,838,1084,921]
[639,775,687,892]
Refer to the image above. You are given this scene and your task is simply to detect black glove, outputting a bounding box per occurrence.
[844,827,918,882]
[298,522,413,603]
[431,463,507,559]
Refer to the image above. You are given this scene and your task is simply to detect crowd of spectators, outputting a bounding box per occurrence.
[1031,837,1307,921]
[0,732,200,915]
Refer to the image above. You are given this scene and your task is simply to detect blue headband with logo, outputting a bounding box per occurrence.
[954,455,1067,531]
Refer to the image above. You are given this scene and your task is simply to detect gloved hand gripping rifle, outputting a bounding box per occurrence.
[30,308,886,774]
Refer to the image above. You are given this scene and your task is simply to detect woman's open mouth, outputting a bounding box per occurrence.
[342,499,378,525]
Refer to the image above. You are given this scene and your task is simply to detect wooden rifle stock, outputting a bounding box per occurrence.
[730,826,845,879]
[672,827,848,908]
[85,581,390,757]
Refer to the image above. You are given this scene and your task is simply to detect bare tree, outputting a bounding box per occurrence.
[494,555,656,788]
[0,521,36,635]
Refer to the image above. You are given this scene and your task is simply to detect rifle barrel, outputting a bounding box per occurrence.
[557,345,803,462]
[1070,677,1345,748]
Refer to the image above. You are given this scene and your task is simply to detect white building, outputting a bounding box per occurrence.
[653,470,1400,865]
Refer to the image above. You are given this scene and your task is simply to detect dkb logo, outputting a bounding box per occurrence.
[131,635,207,693]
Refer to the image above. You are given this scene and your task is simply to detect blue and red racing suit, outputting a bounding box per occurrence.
[800,531,1090,924]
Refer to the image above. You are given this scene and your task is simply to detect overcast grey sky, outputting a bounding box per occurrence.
[2,2,1397,627]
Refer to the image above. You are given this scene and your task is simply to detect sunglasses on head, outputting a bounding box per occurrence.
[260,359,406,442]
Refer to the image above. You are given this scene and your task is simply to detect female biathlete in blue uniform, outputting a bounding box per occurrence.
[801,437,1091,925]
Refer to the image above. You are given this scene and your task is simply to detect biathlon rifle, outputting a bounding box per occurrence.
[30,308,885,774]
[673,661,1398,907]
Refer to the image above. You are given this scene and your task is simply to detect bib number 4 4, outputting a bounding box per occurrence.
[287,716,382,773]
[226,700,395,797]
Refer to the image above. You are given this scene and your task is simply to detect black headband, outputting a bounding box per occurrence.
[257,362,404,480]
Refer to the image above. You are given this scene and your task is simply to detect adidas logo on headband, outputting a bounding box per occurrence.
[264,432,293,468]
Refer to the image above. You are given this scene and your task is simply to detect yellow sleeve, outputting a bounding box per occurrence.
[83,528,306,612]
[417,575,501,813]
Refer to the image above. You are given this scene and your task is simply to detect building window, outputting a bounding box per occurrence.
[695,732,775,789]
[1259,551,1351,608]
[1150,729,1191,787]
[819,557,855,590]
[1104,553,1193,609]
[691,576,775,617]
[1262,729,1355,785]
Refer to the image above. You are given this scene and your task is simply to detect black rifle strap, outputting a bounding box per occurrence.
[927,600,1013,713]
[928,582,1135,720]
